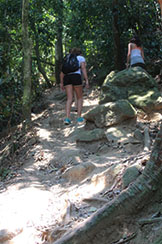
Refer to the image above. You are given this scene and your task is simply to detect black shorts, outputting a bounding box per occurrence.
[63,74,82,87]
[131,63,146,69]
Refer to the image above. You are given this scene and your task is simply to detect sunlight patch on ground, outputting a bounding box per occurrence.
[0,187,53,230]
[9,227,39,244]
[62,126,76,137]
[83,98,99,106]
[37,128,52,141]
[89,153,126,166]
[64,175,107,201]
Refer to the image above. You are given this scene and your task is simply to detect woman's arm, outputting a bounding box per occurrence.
[81,62,89,88]
[141,47,145,60]
[126,43,132,68]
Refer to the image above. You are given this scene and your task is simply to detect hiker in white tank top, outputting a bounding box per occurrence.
[60,47,89,125]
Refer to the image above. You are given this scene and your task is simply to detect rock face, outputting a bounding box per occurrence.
[84,99,137,128]
[100,67,162,112]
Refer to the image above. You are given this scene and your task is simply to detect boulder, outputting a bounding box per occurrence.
[84,99,137,128]
[100,67,162,112]
[73,128,107,153]
[105,126,141,145]
[62,162,96,182]
[75,128,106,142]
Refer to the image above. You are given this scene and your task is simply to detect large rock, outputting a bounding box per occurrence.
[72,128,107,153]
[75,128,106,142]
[62,162,96,182]
[105,125,142,145]
[84,99,137,128]
[100,67,162,112]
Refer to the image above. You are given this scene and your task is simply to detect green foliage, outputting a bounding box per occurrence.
[0,74,23,130]
[70,0,160,75]
[0,0,161,132]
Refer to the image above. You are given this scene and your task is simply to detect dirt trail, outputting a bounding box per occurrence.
[0,86,162,244]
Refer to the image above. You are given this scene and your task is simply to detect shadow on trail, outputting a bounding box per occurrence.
[0,87,151,244]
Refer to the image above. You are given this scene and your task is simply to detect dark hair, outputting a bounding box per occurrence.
[71,47,82,55]
[129,36,141,47]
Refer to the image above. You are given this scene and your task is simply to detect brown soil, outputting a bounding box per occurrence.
[0,86,162,244]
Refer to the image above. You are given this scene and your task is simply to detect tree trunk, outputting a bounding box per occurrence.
[22,0,32,126]
[55,28,63,84]
[158,0,162,16]
[112,0,124,71]
[53,123,162,244]
[153,231,162,244]
[55,0,63,84]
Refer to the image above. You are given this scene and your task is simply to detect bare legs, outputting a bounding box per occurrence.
[73,86,83,118]
[74,91,78,111]
[65,85,83,119]
[65,85,73,118]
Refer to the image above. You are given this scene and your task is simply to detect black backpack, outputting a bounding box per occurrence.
[62,54,79,74]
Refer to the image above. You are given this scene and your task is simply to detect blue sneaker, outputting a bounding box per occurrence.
[77,117,84,123]
[64,118,71,125]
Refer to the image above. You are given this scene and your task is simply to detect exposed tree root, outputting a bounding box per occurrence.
[83,197,109,203]
[111,231,137,244]
[138,217,162,226]
[53,124,162,244]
